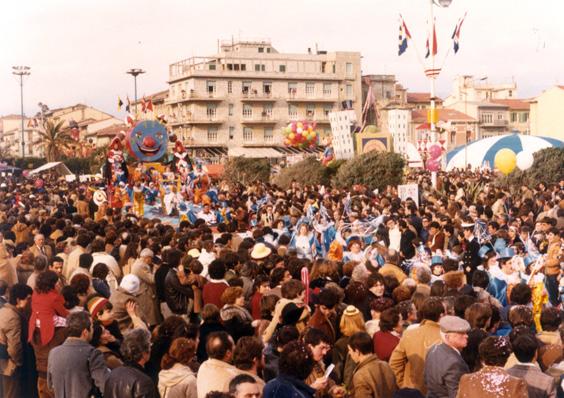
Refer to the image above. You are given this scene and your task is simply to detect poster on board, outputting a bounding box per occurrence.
[398,184,419,207]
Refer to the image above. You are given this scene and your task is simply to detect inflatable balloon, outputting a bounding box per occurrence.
[282,121,319,148]
[426,158,440,172]
[516,150,534,171]
[34,178,44,189]
[429,144,442,159]
[494,148,517,175]
[126,120,168,162]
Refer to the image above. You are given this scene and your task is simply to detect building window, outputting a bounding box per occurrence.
[306,104,315,118]
[262,104,272,118]
[206,104,217,118]
[346,84,353,98]
[263,82,272,95]
[206,80,216,94]
[254,64,265,72]
[511,112,517,123]
[324,105,332,117]
[519,112,529,123]
[323,83,331,96]
[306,83,315,96]
[207,127,218,142]
[279,65,286,72]
[288,104,298,118]
[508,90,513,97]
[228,104,234,116]
[346,62,353,76]
[264,127,273,142]
[241,64,246,71]
[497,113,504,120]
[332,64,336,73]
[266,48,271,53]
[243,127,253,142]
[229,126,235,140]
[288,82,297,96]
[227,81,233,94]
[258,47,264,53]
[242,104,253,118]
[481,113,493,123]
[209,63,216,71]
[242,81,252,95]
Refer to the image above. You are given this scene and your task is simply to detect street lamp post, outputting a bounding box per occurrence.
[12,66,31,158]
[428,0,452,187]
[126,68,146,115]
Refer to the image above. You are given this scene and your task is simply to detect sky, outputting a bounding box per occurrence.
[1,0,563,119]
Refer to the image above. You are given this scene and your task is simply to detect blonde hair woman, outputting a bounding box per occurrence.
[332,305,366,387]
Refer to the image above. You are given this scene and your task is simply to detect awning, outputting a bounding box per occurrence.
[228,147,285,158]
[28,162,73,176]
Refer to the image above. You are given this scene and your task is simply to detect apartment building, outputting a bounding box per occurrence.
[166,39,362,155]
[0,115,43,158]
[529,86,564,139]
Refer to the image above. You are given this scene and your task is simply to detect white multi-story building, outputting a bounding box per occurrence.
[387,108,411,155]
[329,110,357,159]
[166,39,362,156]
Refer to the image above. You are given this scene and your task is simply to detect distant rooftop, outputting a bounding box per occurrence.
[490,99,530,110]
[407,92,443,103]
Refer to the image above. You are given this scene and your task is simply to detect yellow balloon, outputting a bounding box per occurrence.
[289,133,295,140]
[494,148,517,175]
[310,131,316,138]
[297,122,303,129]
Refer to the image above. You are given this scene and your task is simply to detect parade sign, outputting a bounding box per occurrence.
[398,183,419,206]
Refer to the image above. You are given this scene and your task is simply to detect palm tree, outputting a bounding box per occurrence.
[34,119,74,162]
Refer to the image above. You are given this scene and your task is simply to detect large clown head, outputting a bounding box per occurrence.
[126,120,168,162]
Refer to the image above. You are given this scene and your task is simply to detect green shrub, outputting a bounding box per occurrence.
[223,157,271,185]
[273,157,343,188]
[333,151,405,191]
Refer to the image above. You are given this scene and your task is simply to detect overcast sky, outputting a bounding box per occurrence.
[1,0,562,118]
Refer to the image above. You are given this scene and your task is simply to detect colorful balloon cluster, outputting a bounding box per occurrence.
[426,144,442,172]
[283,121,318,148]
[494,148,534,175]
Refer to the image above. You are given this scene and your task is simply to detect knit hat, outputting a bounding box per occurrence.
[87,296,109,317]
[120,274,140,295]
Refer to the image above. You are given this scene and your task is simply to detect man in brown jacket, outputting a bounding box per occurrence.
[0,283,33,398]
[348,331,397,398]
[389,296,444,395]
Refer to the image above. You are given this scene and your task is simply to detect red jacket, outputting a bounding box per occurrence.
[28,290,69,346]
[202,281,229,308]
[373,331,400,362]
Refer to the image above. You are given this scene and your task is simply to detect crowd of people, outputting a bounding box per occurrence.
[0,167,562,398]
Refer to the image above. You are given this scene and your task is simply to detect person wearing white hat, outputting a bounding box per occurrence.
[130,248,161,327]
[109,274,147,332]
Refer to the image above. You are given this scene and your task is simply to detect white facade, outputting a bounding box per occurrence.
[387,109,411,155]
[329,110,357,159]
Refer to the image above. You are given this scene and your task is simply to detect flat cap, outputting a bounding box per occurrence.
[439,315,470,333]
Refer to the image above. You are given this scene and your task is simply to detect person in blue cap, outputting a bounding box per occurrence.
[487,248,519,307]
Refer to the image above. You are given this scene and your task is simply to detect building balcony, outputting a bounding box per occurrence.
[240,91,277,102]
[286,95,340,103]
[169,116,225,126]
[241,114,277,124]
[166,91,224,104]
[480,119,508,127]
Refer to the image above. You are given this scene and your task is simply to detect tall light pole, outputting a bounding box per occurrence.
[428,0,452,186]
[126,68,145,115]
[12,66,31,158]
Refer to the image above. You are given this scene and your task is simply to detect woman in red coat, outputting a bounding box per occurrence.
[28,270,69,346]
[373,307,402,362]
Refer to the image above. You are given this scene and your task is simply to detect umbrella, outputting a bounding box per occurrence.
[446,133,563,171]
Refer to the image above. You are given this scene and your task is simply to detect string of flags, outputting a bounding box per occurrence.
[398,12,467,57]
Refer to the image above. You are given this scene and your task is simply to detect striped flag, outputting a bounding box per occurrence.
[425,22,438,58]
[117,97,123,112]
[452,13,467,54]
[398,15,411,56]
[125,97,131,113]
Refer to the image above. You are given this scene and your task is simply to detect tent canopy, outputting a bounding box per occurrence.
[28,162,73,176]
[446,134,563,171]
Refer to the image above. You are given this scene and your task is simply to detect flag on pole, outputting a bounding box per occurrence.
[125,97,131,113]
[425,37,430,58]
[426,21,438,58]
[141,97,147,113]
[398,15,411,56]
[117,97,123,112]
[125,113,135,126]
[451,13,467,54]
[147,98,154,112]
